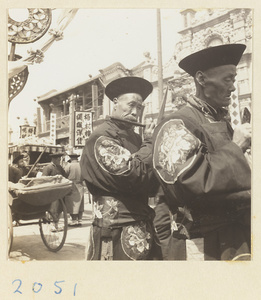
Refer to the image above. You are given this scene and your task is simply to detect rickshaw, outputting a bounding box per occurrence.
[8,142,72,254]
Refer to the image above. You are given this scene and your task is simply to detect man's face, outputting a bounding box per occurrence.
[17,159,25,168]
[202,64,237,109]
[113,93,143,122]
[52,157,61,165]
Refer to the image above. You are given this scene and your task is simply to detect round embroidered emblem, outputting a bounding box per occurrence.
[121,221,153,260]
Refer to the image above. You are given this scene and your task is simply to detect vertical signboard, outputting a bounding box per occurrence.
[50,113,56,145]
[74,111,93,146]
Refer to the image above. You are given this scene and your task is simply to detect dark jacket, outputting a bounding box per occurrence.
[9,165,22,183]
[80,118,156,227]
[42,162,66,177]
[152,97,251,260]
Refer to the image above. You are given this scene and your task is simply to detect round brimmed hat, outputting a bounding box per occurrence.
[178,44,246,77]
[105,76,153,101]
[13,154,24,164]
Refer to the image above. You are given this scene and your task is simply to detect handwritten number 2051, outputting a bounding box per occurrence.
[12,279,77,296]
[12,279,22,294]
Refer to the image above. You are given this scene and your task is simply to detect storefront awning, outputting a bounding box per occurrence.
[8,144,64,154]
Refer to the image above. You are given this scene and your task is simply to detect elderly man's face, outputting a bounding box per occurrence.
[202,64,237,109]
[113,93,143,122]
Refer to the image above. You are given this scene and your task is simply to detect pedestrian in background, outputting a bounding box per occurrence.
[64,153,85,227]
[21,150,30,166]
[42,153,66,177]
[42,152,67,231]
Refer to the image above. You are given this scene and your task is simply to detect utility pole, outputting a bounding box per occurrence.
[69,94,76,148]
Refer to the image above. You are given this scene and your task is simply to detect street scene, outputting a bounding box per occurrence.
[4,6,257,299]
[7,8,252,262]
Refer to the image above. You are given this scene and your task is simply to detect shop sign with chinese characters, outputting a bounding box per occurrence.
[74,111,93,146]
[20,125,36,139]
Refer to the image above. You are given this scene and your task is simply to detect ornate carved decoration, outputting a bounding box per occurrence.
[229,9,246,23]
[245,11,252,40]
[8,8,52,44]
[8,55,29,101]
[204,32,223,47]
[190,9,228,26]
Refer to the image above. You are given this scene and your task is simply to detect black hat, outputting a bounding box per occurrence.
[105,76,153,101]
[69,153,80,158]
[13,154,24,164]
[50,152,64,158]
[178,44,246,77]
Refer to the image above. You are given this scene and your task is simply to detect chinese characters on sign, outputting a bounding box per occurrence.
[20,125,36,139]
[50,113,56,145]
[74,111,93,146]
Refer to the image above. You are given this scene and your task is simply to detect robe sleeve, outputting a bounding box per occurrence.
[153,119,251,205]
[80,135,154,195]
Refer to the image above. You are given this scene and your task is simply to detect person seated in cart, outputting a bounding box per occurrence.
[9,154,36,183]
[8,154,42,226]
[9,165,21,184]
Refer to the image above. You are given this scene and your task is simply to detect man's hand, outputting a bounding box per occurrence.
[233,123,251,152]
[143,120,156,141]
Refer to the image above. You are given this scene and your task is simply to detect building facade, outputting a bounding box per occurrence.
[35,8,252,152]
[169,8,252,128]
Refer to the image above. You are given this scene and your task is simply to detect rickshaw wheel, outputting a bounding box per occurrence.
[8,204,13,254]
[39,199,68,252]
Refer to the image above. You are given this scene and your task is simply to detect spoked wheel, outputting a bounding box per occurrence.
[39,199,68,252]
[8,204,13,254]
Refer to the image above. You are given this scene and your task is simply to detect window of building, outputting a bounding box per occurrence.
[207,37,223,47]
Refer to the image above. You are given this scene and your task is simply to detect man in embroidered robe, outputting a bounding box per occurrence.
[152,44,251,260]
[80,76,162,260]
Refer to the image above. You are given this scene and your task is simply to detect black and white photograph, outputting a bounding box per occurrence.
[1,3,260,299]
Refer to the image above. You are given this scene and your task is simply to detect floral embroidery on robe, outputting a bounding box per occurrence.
[121,221,153,260]
[93,199,119,226]
[153,119,201,184]
[94,136,132,175]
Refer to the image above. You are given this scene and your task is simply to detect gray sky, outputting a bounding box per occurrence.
[8,8,182,139]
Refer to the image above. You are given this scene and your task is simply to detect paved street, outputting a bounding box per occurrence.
[9,196,93,261]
